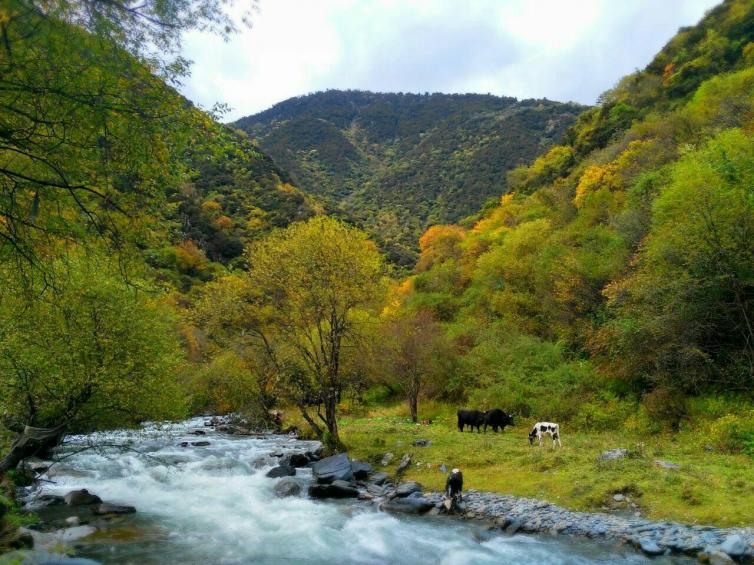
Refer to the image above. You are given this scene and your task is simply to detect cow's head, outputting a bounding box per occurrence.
[508,412,516,426]
[528,427,537,445]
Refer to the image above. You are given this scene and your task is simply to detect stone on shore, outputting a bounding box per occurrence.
[396,453,412,475]
[598,448,629,461]
[351,460,373,480]
[395,481,422,498]
[308,480,358,499]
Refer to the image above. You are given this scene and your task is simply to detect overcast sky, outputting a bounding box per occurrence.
[181,0,720,121]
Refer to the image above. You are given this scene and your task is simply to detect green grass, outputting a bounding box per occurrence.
[304,403,754,527]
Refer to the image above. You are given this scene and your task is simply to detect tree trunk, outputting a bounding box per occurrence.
[0,424,66,475]
[324,391,341,449]
[409,392,418,423]
[297,404,323,439]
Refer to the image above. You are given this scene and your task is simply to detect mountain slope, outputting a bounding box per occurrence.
[235,91,585,264]
[401,0,754,407]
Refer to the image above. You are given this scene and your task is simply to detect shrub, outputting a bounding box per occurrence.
[642,388,687,431]
[705,413,754,455]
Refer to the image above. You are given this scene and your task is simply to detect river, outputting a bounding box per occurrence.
[21,418,685,564]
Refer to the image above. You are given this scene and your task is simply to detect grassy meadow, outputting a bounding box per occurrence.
[289,403,754,528]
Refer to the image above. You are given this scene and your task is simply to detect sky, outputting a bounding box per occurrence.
[181,0,720,121]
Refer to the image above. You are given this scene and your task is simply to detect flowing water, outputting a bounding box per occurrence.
[22,418,684,564]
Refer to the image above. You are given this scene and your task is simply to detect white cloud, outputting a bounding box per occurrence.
[180,0,719,121]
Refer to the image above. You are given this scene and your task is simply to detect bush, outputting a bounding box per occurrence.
[642,388,687,431]
[705,413,754,455]
[573,394,637,431]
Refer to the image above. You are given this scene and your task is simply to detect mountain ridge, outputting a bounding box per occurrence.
[235,90,586,264]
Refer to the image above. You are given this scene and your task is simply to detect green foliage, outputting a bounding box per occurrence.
[0,252,186,432]
[704,413,754,455]
[236,90,584,265]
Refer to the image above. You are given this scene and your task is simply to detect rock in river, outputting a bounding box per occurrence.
[381,497,434,515]
[266,465,296,478]
[308,480,358,499]
[64,489,102,506]
[93,504,136,516]
[312,453,353,484]
[273,478,302,498]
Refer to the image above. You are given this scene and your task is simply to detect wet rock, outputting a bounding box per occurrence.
[286,453,310,468]
[64,489,102,506]
[312,453,353,484]
[639,538,664,556]
[395,481,422,498]
[708,550,736,564]
[380,452,394,466]
[192,441,210,447]
[412,439,432,447]
[273,478,301,498]
[381,497,434,515]
[351,460,373,480]
[613,494,625,502]
[598,448,629,461]
[507,520,523,534]
[396,453,412,475]
[305,450,321,462]
[719,534,747,557]
[266,465,295,478]
[370,472,389,485]
[653,460,680,470]
[191,429,207,435]
[308,480,358,499]
[65,516,80,527]
[93,504,136,516]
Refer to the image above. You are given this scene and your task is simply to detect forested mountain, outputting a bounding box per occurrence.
[399,0,754,424]
[235,91,584,265]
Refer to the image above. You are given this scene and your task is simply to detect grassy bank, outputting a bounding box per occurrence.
[298,403,754,528]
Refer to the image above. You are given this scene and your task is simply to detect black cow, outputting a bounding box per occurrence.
[457,409,485,432]
[483,408,514,432]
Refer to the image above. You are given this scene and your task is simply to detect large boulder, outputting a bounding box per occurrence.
[273,478,302,498]
[351,460,373,480]
[312,453,353,484]
[64,489,102,506]
[308,480,358,499]
[381,497,434,515]
[266,465,296,478]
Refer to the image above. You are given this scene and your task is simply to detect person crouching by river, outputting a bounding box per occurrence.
[443,468,464,513]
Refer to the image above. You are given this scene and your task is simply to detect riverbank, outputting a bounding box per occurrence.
[290,403,754,527]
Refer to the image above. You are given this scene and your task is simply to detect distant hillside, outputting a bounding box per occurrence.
[235,91,585,265]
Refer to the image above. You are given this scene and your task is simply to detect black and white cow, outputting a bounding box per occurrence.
[528,422,562,448]
[443,468,464,511]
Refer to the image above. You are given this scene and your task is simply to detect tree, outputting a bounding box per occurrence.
[386,310,447,422]
[246,217,385,448]
[0,252,185,472]
[0,0,244,267]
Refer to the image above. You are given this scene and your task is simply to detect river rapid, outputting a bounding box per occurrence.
[21,418,685,564]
